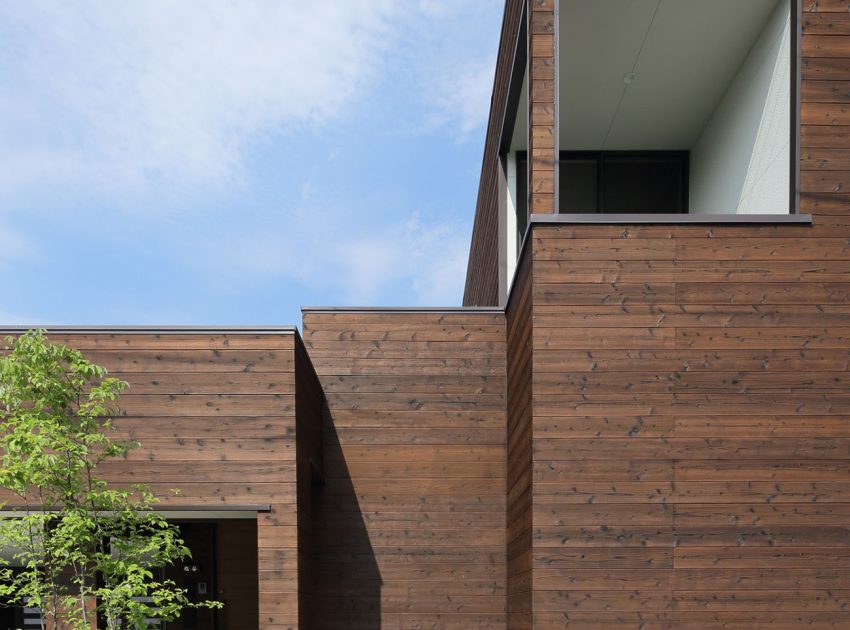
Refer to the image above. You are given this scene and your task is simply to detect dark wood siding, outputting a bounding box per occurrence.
[526,12,850,615]
[529,214,850,626]
[10,331,317,630]
[506,249,533,630]
[302,310,506,630]
[528,0,556,216]
[505,7,850,627]
[464,0,525,307]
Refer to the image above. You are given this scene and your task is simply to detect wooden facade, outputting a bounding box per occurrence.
[472,0,850,627]
[528,0,556,216]
[524,218,850,628]
[0,330,324,630]
[301,310,506,629]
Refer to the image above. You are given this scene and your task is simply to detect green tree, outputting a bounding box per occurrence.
[0,329,221,629]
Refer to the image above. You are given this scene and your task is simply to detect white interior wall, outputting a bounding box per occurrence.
[506,152,517,275]
[689,0,791,214]
[505,70,527,285]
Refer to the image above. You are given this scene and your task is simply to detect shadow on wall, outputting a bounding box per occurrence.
[311,419,382,629]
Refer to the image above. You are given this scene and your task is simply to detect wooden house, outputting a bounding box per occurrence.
[4,1,849,628]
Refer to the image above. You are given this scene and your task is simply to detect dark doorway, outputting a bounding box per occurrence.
[164,522,217,630]
[166,520,258,630]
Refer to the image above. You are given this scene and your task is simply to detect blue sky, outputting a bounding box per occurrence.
[0,1,503,327]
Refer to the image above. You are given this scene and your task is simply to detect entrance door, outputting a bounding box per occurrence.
[163,522,217,630]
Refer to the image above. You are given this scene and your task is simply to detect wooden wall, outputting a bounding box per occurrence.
[464,0,525,307]
[483,3,850,626]
[523,6,850,616]
[12,330,322,630]
[302,310,507,629]
[527,217,850,628]
[528,214,850,628]
[528,0,556,216]
[506,249,534,630]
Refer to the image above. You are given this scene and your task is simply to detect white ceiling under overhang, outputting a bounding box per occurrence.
[559,0,781,151]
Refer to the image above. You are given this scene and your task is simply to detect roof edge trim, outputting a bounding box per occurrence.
[301,307,503,314]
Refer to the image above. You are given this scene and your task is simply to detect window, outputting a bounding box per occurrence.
[560,151,688,214]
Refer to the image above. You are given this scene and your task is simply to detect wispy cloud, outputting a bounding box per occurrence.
[429,56,497,137]
[189,193,471,306]
[314,213,470,305]
[0,0,398,194]
[0,0,498,197]
[0,2,500,318]
[396,1,501,139]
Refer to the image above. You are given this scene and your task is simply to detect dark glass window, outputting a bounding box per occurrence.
[559,151,688,214]
[560,158,598,213]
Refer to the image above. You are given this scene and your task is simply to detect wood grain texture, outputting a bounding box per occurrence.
[302,311,506,630]
[503,9,850,626]
[5,2,848,628]
[527,231,850,624]
[528,0,556,219]
[29,331,323,630]
[525,21,850,619]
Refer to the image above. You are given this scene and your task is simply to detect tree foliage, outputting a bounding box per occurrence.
[0,329,221,629]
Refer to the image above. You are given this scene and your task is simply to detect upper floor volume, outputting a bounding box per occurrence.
[480,0,801,299]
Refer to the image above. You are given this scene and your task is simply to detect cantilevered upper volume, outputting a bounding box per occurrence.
[467,0,805,308]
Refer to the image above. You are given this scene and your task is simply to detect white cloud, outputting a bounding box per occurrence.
[190,199,470,306]
[0,0,398,194]
[0,0,499,196]
[0,2,499,310]
[403,0,501,138]
[327,214,470,305]
[429,56,497,136]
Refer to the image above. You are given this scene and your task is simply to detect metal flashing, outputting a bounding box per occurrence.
[530,213,813,225]
[301,307,503,314]
[0,326,298,335]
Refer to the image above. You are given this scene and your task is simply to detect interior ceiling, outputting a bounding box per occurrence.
[559,0,781,151]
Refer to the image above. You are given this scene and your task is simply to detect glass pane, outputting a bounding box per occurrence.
[559,158,598,213]
[602,156,684,214]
